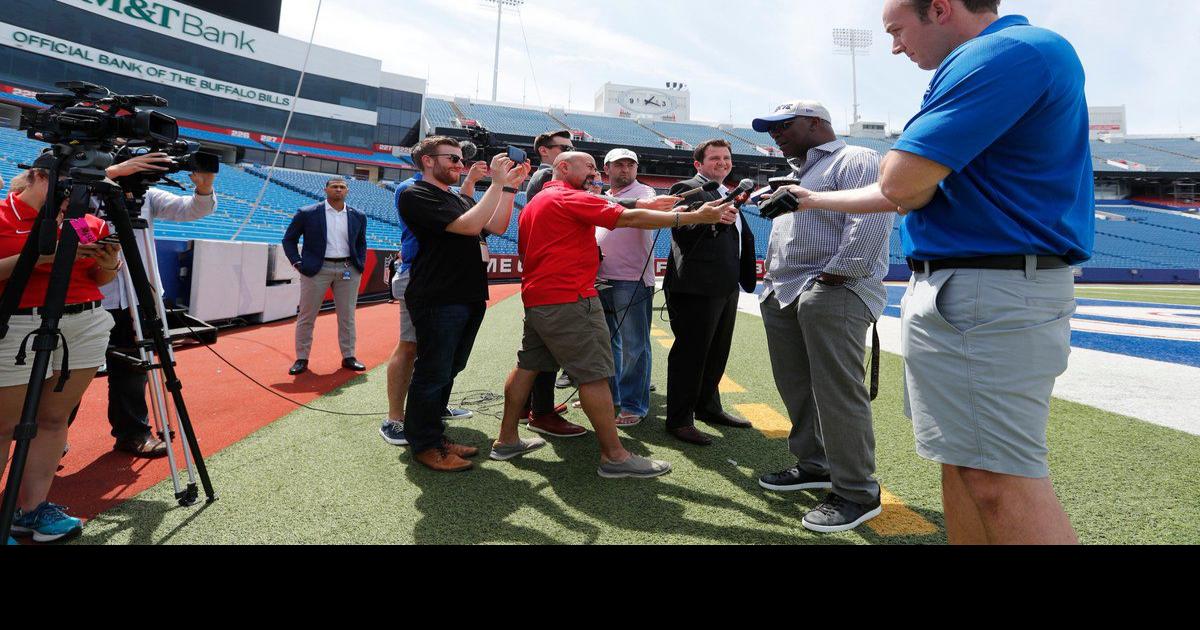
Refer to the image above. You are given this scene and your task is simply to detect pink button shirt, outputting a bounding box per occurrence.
[596,181,657,286]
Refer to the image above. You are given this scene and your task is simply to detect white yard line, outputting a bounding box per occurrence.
[737,292,1200,436]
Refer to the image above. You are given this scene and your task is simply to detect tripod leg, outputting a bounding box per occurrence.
[102,191,217,503]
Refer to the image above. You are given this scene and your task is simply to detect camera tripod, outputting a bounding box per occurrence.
[0,151,216,544]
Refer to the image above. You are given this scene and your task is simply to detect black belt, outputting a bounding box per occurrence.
[324,257,351,263]
[14,301,103,316]
[907,255,1069,274]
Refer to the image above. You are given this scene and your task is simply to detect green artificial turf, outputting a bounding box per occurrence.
[1075,286,1200,307]
[76,293,1200,545]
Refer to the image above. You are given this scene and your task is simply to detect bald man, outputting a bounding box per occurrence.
[491,152,737,478]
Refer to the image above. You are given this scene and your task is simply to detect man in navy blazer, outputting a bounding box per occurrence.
[282,177,369,375]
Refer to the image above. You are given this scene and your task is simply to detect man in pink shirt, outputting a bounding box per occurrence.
[596,149,659,427]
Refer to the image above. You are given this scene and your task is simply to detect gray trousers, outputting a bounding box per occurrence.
[761,286,880,505]
[295,261,361,361]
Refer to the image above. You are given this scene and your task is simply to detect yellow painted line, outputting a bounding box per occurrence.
[867,489,940,537]
[650,328,669,338]
[733,404,790,439]
[719,375,746,394]
[657,338,674,349]
[735,404,939,537]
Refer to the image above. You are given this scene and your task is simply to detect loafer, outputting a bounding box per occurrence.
[113,434,169,459]
[668,425,714,446]
[342,358,366,371]
[289,360,309,376]
[490,437,547,461]
[697,411,753,429]
[414,447,473,472]
[598,454,672,479]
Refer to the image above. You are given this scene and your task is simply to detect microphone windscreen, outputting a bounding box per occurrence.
[460,141,479,160]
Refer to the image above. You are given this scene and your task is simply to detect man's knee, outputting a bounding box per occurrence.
[955,466,1020,511]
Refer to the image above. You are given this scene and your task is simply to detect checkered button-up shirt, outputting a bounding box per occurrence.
[761,139,893,320]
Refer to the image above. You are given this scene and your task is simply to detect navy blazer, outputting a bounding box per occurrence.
[282,202,368,278]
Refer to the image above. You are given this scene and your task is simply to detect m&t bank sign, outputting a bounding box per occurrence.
[59,0,258,54]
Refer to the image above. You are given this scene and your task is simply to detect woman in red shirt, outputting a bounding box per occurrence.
[0,165,121,544]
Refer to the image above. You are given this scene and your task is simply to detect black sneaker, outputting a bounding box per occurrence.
[758,466,833,492]
[802,493,882,533]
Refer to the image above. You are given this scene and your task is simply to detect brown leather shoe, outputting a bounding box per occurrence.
[113,434,169,459]
[668,425,714,446]
[697,411,753,429]
[528,412,588,438]
[414,447,473,472]
[443,438,479,459]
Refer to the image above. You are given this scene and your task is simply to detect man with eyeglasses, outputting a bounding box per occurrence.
[378,157,488,448]
[398,136,529,472]
[750,100,893,533]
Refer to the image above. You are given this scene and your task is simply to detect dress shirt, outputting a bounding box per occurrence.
[324,200,351,259]
[694,173,743,257]
[760,139,892,320]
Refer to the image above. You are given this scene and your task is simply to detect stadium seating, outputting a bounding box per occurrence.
[645,121,759,155]
[424,98,462,130]
[180,126,266,150]
[557,112,667,147]
[456,102,564,138]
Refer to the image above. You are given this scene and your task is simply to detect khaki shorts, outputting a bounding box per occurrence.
[518,297,615,385]
[901,265,1075,479]
[0,307,113,388]
[392,271,416,344]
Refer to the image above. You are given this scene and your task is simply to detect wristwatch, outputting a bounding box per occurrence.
[502,186,519,194]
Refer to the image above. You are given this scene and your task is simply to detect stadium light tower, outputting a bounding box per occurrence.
[483,0,525,102]
[833,27,872,124]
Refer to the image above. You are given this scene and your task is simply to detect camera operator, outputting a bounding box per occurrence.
[490,151,736,478]
[750,100,893,534]
[1,156,121,544]
[379,160,487,447]
[93,151,216,458]
[398,137,528,472]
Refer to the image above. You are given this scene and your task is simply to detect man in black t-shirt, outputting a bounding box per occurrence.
[398,136,530,472]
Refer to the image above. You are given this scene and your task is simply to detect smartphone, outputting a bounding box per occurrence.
[506,146,528,163]
[96,234,122,246]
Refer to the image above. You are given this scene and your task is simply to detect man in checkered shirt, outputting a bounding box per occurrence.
[751,100,894,534]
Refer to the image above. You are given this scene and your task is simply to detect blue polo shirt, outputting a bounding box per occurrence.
[393,173,423,273]
[893,15,1095,264]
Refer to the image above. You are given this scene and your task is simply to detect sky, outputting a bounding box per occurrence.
[278,0,1200,135]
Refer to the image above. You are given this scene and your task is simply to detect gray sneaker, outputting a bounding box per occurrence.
[489,437,548,461]
[598,454,672,479]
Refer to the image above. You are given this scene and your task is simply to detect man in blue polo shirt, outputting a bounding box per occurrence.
[778,0,1091,544]
[379,162,486,445]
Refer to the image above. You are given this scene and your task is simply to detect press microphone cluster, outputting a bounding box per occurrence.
[677,181,721,199]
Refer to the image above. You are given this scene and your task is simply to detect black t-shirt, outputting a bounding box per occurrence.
[399,180,489,309]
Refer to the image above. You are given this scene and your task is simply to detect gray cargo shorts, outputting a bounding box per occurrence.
[901,262,1075,478]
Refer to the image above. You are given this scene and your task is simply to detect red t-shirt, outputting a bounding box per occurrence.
[0,192,109,309]
[518,180,625,308]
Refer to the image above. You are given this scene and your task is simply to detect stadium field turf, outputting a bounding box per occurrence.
[71,290,1200,545]
[1074,285,1200,306]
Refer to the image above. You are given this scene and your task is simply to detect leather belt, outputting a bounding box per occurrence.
[907,255,1069,274]
[324,257,351,263]
[15,300,103,316]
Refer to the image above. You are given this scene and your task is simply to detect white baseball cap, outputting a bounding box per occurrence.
[604,148,640,165]
[752,100,833,132]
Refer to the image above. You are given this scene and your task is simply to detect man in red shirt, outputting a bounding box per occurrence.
[490,152,736,478]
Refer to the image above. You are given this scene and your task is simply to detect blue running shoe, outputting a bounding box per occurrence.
[379,420,408,446]
[442,408,474,421]
[11,502,83,543]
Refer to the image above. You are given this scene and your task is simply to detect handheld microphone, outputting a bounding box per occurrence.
[677,180,721,200]
[719,179,756,205]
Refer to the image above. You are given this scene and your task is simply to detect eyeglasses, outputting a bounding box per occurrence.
[548,144,575,152]
[770,119,796,135]
[430,154,464,164]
